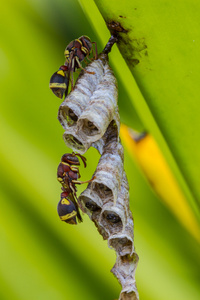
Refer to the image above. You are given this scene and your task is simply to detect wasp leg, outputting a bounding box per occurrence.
[85,56,92,62]
[75,57,95,75]
[64,74,70,97]
[72,176,95,185]
[69,182,78,199]
[70,70,74,90]
[67,189,83,223]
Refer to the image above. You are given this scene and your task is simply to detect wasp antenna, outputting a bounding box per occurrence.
[75,153,87,168]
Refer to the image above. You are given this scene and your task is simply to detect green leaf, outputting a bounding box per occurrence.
[81,0,200,215]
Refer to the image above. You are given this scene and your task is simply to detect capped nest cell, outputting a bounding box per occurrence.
[58,42,139,300]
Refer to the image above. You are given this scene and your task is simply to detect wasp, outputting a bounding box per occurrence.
[50,36,97,99]
[57,152,94,224]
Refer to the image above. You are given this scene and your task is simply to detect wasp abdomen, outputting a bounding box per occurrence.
[57,197,77,225]
[49,65,69,99]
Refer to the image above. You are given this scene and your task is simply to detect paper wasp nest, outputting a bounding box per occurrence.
[58,53,139,300]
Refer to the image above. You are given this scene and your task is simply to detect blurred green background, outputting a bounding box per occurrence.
[0,0,199,299]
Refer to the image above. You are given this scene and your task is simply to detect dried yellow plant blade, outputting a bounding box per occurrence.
[120,124,200,243]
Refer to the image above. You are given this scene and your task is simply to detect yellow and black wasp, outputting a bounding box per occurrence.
[49,36,97,99]
[57,152,94,224]
[64,35,97,87]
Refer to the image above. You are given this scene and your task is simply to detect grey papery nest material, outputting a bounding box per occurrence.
[91,142,124,205]
[58,57,105,128]
[58,54,120,154]
[58,53,139,300]
[112,253,139,300]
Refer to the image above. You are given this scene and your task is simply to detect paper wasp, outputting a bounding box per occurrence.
[57,152,94,224]
[50,35,97,99]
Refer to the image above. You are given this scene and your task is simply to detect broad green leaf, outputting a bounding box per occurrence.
[81,0,200,216]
